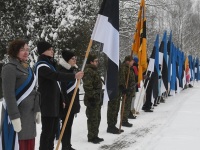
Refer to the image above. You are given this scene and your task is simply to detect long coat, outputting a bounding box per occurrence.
[58,58,80,115]
[1,58,40,140]
[36,55,75,117]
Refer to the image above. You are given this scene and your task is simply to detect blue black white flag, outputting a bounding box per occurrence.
[91,0,119,100]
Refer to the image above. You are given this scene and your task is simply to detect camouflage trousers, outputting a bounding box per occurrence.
[122,95,132,122]
[107,96,121,127]
[86,105,101,140]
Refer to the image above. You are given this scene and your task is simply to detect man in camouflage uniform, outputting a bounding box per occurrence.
[83,54,104,144]
[121,55,136,127]
[107,61,125,134]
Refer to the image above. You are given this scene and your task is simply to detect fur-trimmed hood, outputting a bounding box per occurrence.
[59,58,78,70]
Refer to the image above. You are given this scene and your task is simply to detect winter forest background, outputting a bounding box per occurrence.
[0,0,200,70]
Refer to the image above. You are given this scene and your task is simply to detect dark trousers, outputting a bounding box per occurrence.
[39,117,59,150]
[61,113,75,149]
[143,78,153,110]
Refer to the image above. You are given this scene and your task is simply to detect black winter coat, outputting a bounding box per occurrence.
[58,59,80,116]
[36,55,75,117]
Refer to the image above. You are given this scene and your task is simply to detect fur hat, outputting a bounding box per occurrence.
[62,50,75,62]
[37,41,52,55]
[86,54,97,64]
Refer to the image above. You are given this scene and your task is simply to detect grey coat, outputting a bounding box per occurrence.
[0,58,40,140]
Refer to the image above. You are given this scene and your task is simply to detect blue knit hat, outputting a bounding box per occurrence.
[133,56,138,63]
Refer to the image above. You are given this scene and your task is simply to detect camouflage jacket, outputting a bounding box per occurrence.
[120,63,136,96]
[83,64,102,105]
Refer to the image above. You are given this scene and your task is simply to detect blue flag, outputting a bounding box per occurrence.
[167,31,172,88]
[170,43,177,91]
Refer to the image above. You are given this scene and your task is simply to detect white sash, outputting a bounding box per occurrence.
[35,64,61,91]
[67,79,77,94]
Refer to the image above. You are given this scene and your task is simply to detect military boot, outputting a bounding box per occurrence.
[88,138,100,144]
[107,126,124,134]
[122,121,133,127]
[128,111,137,119]
[62,145,76,150]
[95,137,104,142]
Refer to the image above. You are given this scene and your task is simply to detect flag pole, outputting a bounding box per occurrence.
[134,71,152,115]
[119,64,131,132]
[55,39,93,150]
[119,50,134,132]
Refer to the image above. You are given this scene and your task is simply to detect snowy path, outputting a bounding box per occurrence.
[1,83,200,150]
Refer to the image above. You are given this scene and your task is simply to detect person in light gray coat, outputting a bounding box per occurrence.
[0,39,40,150]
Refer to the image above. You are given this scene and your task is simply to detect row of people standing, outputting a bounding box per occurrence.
[0,39,139,149]
[0,39,84,150]
[81,54,138,145]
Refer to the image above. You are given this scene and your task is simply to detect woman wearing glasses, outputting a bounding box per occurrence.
[1,39,40,150]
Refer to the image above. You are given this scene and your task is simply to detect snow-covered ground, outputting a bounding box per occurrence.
[1,82,200,150]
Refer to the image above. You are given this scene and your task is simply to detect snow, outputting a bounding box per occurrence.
[1,83,200,150]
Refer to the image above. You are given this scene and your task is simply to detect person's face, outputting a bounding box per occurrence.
[130,60,134,66]
[127,60,134,66]
[91,59,99,67]
[42,47,54,57]
[17,44,29,61]
[68,56,77,66]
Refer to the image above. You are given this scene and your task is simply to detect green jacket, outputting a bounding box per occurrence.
[83,64,102,106]
[121,63,136,97]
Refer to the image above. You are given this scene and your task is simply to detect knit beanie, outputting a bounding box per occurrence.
[62,50,75,62]
[86,54,97,64]
[37,41,52,55]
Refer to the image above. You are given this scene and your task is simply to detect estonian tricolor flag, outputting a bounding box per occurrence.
[91,0,119,100]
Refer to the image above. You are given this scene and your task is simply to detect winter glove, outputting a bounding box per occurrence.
[11,118,22,132]
[36,112,41,124]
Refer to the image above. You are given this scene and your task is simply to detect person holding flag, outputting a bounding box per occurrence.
[35,41,83,150]
[58,50,81,150]
[121,55,136,127]
[130,56,139,116]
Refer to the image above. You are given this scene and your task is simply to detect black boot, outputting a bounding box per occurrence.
[144,109,153,112]
[107,126,124,134]
[122,121,133,127]
[62,145,76,150]
[189,84,193,88]
[160,97,165,103]
[128,111,137,119]
[95,137,104,142]
[88,138,100,144]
